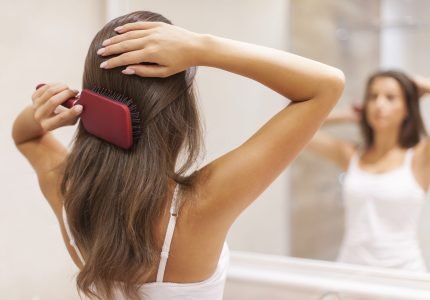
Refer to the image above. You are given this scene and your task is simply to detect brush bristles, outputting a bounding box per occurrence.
[91,87,142,141]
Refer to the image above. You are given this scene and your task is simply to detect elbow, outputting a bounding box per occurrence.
[323,67,345,103]
[11,119,21,147]
[11,117,30,148]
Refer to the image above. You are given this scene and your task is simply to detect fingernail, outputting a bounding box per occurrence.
[100,61,108,68]
[72,89,79,94]
[74,105,83,113]
[54,107,62,114]
[122,68,135,75]
[102,39,111,46]
[114,26,123,32]
[97,48,105,55]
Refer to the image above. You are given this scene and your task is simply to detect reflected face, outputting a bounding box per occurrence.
[365,77,407,131]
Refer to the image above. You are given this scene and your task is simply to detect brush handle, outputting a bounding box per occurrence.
[35,83,79,109]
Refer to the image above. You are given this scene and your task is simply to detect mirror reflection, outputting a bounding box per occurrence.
[289,0,430,273]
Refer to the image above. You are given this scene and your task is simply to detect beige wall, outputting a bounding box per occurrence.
[125,0,291,255]
[1,1,104,299]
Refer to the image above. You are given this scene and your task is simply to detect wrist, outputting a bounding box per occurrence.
[422,79,430,94]
[326,110,359,124]
[191,33,213,67]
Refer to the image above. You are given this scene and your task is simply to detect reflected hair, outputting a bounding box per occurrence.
[60,11,202,300]
[360,70,426,149]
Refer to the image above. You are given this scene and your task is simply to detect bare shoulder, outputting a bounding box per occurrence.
[411,139,430,191]
[414,138,430,165]
[183,98,343,229]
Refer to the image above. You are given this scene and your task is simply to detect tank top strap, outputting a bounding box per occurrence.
[403,148,415,168]
[156,184,180,283]
[62,206,85,265]
[346,150,360,173]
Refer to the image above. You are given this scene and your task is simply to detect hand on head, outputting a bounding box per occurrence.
[409,73,430,97]
[97,21,201,78]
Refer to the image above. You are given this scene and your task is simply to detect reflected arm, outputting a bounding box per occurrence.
[305,108,357,171]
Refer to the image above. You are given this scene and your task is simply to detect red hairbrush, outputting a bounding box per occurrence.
[36,84,141,149]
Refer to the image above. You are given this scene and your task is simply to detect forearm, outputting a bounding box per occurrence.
[12,105,47,145]
[323,109,359,125]
[195,34,344,102]
[412,74,430,98]
[419,77,430,95]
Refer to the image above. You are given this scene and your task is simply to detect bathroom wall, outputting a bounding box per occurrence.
[0,1,105,299]
[125,0,292,256]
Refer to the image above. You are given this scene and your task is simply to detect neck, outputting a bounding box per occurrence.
[370,128,401,154]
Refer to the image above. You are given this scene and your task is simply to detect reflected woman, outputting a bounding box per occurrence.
[306,70,430,272]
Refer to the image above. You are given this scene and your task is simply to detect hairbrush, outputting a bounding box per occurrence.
[36,84,141,149]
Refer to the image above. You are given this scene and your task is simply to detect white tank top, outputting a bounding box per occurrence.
[62,185,229,299]
[338,148,427,272]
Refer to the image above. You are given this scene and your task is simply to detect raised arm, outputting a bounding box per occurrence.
[98,22,345,234]
[412,74,430,188]
[412,74,430,98]
[12,83,82,216]
[305,107,358,170]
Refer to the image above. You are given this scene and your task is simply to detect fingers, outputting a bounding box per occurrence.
[98,36,149,57]
[98,21,177,75]
[31,83,81,131]
[100,49,149,69]
[54,105,68,114]
[113,21,163,34]
[101,29,152,47]
[34,88,78,121]
[122,65,173,78]
[41,105,83,131]
[33,83,68,106]
[32,84,50,102]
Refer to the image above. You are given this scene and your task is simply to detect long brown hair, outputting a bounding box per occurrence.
[61,11,202,300]
[360,70,426,149]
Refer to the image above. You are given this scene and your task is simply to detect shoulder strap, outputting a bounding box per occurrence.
[62,206,85,265]
[156,185,180,282]
[403,148,415,168]
[346,151,360,172]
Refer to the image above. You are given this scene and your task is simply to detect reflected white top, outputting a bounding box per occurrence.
[63,185,229,299]
[338,148,427,272]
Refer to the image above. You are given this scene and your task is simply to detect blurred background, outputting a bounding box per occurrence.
[1,0,430,299]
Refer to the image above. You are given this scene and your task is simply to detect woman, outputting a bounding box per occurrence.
[12,11,344,300]
[306,70,430,271]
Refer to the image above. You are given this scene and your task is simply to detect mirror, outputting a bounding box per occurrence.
[288,0,430,272]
